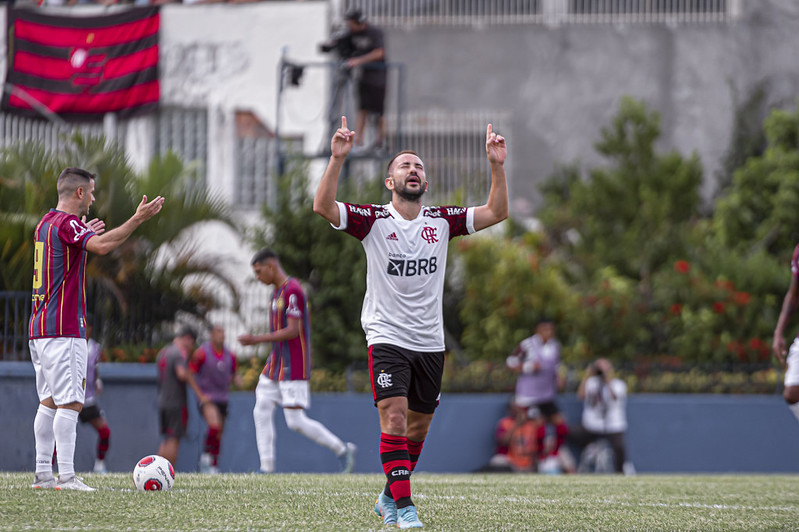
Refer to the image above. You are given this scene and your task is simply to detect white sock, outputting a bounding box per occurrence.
[789,402,799,424]
[53,408,79,480]
[253,399,276,473]
[34,404,57,477]
[283,408,346,456]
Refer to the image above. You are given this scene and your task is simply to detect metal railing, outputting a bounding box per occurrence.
[386,109,510,205]
[341,0,739,26]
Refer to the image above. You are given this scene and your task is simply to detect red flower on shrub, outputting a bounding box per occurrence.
[670,303,683,315]
[673,260,691,274]
[733,292,751,306]
[714,279,735,291]
[712,302,725,314]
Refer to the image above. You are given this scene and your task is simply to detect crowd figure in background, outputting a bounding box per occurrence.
[238,249,356,475]
[156,327,208,466]
[81,316,111,474]
[772,243,799,426]
[314,116,508,528]
[506,318,570,472]
[568,358,630,474]
[30,166,163,491]
[190,324,241,474]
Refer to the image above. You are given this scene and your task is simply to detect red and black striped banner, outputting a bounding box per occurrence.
[2,6,160,122]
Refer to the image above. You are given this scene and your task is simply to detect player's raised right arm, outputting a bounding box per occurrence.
[313,116,354,226]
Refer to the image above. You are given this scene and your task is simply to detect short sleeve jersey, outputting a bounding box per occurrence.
[333,201,475,352]
[347,25,386,85]
[581,376,628,433]
[157,343,188,410]
[514,335,561,403]
[29,209,96,339]
[262,278,312,381]
[190,342,237,402]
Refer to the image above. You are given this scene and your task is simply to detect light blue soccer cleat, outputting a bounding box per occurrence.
[396,505,423,529]
[374,491,398,526]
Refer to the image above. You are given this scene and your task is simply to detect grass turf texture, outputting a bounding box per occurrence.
[2,472,798,531]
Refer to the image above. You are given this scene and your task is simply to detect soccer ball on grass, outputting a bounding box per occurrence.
[133,455,175,491]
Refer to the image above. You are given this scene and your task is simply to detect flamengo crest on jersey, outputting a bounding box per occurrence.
[333,201,475,351]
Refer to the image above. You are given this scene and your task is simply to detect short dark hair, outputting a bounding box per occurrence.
[251,248,278,265]
[345,8,366,23]
[176,326,198,341]
[56,167,95,199]
[387,150,421,175]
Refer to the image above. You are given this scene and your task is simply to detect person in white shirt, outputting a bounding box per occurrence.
[314,115,508,529]
[568,358,628,473]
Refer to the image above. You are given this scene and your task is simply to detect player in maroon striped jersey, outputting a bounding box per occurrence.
[239,249,356,475]
[314,117,508,528]
[29,167,163,491]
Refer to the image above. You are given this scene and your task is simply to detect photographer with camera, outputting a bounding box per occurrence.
[568,358,629,474]
[319,8,387,154]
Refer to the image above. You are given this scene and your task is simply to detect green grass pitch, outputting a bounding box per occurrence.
[2,472,798,530]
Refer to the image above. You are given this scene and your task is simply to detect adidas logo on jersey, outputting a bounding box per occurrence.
[386,232,398,241]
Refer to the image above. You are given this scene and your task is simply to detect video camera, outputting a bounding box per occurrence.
[319,28,356,60]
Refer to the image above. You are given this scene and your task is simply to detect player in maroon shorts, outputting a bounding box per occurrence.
[314,116,508,528]
[190,325,241,473]
[29,167,163,491]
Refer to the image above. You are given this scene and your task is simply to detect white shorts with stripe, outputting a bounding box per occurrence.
[786,338,799,387]
[255,374,310,409]
[29,337,87,406]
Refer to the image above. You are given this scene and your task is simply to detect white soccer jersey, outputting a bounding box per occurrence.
[334,201,475,351]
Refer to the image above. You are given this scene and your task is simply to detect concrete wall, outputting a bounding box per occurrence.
[385,0,799,216]
[3,362,799,474]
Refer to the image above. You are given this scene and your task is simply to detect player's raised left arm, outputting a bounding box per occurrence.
[473,124,509,232]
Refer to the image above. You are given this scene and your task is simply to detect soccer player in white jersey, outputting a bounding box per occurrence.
[772,243,799,425]
[314,116,508,529]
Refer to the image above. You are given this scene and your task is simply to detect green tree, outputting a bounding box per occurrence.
[0,133,237,346]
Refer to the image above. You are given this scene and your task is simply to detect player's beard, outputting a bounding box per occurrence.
[396,179,426,201]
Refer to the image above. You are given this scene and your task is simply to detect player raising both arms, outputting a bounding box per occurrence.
[314,116,508,528]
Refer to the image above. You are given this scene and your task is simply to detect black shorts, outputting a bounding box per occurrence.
[357,81,386,115]
[159,407,188,439]
[198,400,228,419]
[369,344,444,414]
[79,404,102,423]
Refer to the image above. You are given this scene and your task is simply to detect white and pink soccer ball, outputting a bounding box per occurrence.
[133,455,175,491]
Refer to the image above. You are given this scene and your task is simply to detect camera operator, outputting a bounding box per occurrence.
[318,8,387,153]
[568,358,629,474]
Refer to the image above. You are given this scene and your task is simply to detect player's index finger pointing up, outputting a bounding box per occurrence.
[487,123,493,137]
[342,116,348,130]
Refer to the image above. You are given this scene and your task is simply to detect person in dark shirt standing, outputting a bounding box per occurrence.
[341,8,388,152]
[156,327,207,466]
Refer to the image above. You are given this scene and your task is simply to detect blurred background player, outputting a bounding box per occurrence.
[772,243,799,426]
[568,358,630,474]
[156,327,208,466]
[190,324,241,474]
[80,314,111,474]
[506,318,570,468]
[238,248,356,475]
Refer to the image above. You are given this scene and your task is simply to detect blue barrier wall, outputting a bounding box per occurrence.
[2,362,799,474]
